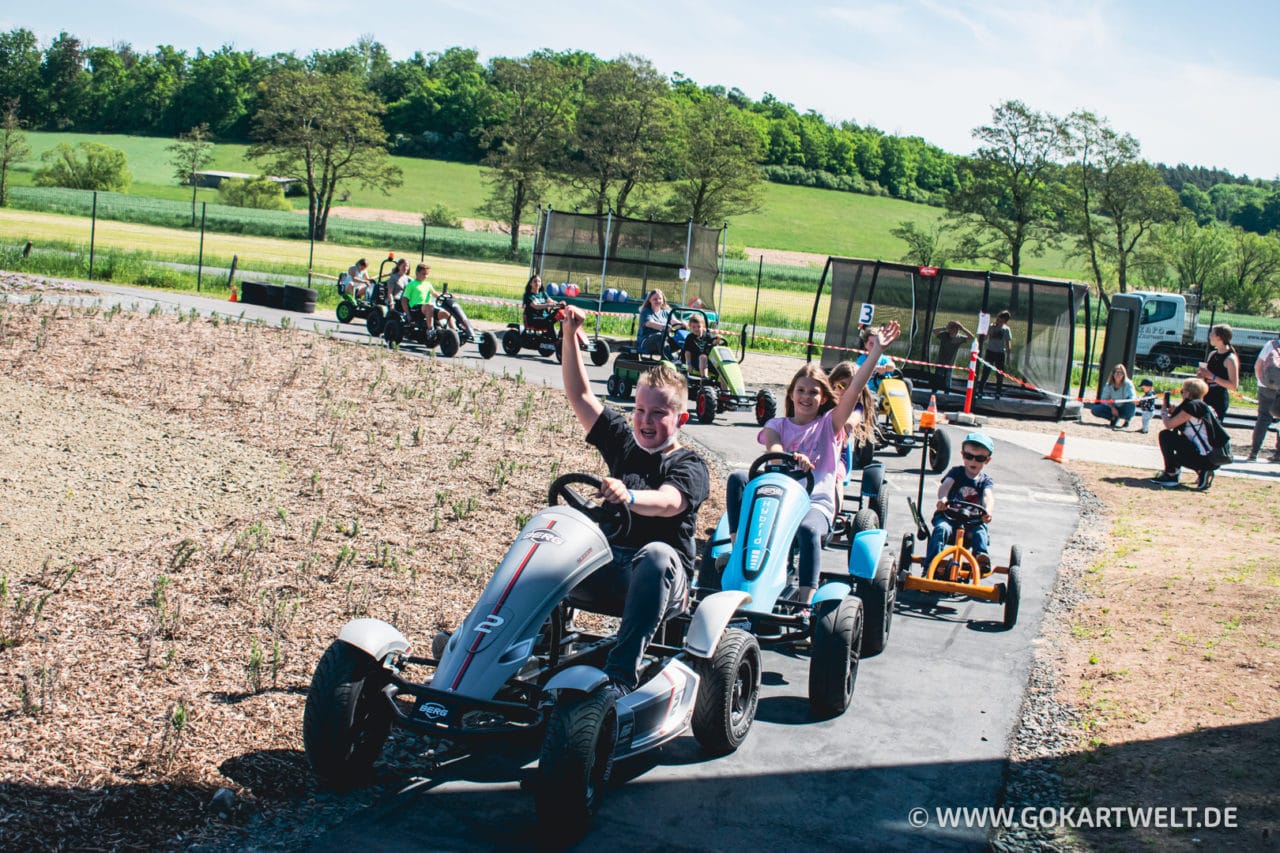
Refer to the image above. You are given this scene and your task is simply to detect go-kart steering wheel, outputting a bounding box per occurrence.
[548,473,632,540]
[944,499,987,523]
[747,451,816,493]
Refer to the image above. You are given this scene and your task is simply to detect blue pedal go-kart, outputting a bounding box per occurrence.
[302,473,761,841]
[698,452,896,717]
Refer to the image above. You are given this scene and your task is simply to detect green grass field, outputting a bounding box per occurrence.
[15,131,1090,279]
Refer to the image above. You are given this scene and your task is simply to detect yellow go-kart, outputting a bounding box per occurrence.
[853,371,950,474]
[899,496,1022,629]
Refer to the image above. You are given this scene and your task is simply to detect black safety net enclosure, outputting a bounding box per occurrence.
[531,208,725,312]
[812,259,1090,419]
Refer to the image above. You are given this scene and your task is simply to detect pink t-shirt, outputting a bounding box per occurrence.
[760,410,845,522]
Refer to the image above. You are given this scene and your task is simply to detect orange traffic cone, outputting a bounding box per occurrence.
[920,394,938,430]
[1044,430,1067,463]
[229,284,238,303]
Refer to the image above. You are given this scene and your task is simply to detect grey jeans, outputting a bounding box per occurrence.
[1252,386,1280,456]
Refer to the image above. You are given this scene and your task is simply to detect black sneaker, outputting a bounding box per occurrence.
[1194,469,1214,491]
[605,678,634,701]
[1151,472,1180,487]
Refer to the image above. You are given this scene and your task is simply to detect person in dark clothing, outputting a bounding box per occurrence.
[1151,377,1217,491]
[976,311,1013,399]
[559,306,710,693]
[932,321,973,394]
[1198,324,1239,419]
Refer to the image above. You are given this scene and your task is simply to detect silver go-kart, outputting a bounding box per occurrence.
[303,473,761,840]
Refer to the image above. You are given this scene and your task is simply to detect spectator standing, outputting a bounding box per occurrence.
[977,311,1013,399]
[1198,324,1239,419]
[932,321,973,394]
[1248,330,1280,462]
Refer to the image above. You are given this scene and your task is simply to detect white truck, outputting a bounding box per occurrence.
[1133,291,1276,372]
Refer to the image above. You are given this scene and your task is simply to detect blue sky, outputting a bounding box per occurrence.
[12,1,1279,177]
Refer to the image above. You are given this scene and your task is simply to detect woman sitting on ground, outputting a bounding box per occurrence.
[1091,364,1137,429]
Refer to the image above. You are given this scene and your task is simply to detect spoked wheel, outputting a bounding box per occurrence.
[692,628,761,755]
[478,332,498,359]
[857,552,896,656]
[1003,563,1022,630]
[302,641,392,785]
[808,596,863,718]
[536,687,618,842]
[502,329,522,355]
[606,375,620,398]
[755,390,777,425]
[336,300,355,324]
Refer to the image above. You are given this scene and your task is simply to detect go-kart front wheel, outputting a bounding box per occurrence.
[754,390,777,426]
[478,331,497,359]
[692,628,760,755]
[809,596,863,718]
[365,308,385,338]
[589,337,611,366]
[438,328,461,358]
[336,300,355,324]
[502,329,522,356]
[1003,563,1022,630]
[857,551,896,656]
[696,387,718,424]
[928,429,951,474]
[536,686,618,841]
[302,640,392,785]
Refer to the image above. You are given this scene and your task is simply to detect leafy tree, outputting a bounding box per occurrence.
[118,46,186,133]
[565,54,672,220]
[1206,227,1280,314]
[33,141,130,191]
[384,47,493,161]
[946,100,1066,274]
[891,218,952,267]
[170,46,263,137]
[166,123,215,225]
[82,46,131,131]
[249,69,402,241]
[1152,218,1230,296]
[0,98,31,206]
[38,31,90,129]
[663,94,763,225]
[0,29,43,118]
[218,176,291,211]
[478,52,582,258]
[1178,184,1214,226]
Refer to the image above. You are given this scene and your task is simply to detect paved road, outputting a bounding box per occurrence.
[51,283,1079,850]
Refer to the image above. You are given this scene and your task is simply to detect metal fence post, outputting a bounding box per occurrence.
[88,191,97,280]
[307,233,315,289]
[421,221,427,261]
[197,202,206,292]
[751,255,763,345]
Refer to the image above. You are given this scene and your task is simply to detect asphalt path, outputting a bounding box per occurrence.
[48,284,1080,851]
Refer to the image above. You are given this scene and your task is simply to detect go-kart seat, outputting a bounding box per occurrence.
[523,305,557,332]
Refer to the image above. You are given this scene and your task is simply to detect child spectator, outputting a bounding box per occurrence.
[725,322,901,606]
[1135,378,1157,434]
[926,432,996,570]
[931,321,973,394]
[559,306,710,693]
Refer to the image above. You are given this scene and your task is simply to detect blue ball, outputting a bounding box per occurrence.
[619,289,629,302]
[604,288,618,302]
[546,282,561,298]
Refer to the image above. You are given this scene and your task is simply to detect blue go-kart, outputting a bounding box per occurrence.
[698,452,896,717]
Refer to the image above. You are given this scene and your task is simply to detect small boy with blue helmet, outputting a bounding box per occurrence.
[925,432,996,569]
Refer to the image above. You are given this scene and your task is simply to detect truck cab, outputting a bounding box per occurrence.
[1133,290,1271,372]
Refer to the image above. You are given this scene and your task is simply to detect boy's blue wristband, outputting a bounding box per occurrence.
[627,489,636,506]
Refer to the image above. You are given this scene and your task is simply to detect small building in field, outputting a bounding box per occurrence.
[191,170,302,195]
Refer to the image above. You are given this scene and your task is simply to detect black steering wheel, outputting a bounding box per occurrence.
[944,499,987,524]
[747,451,816,493]
[548,473,632,540]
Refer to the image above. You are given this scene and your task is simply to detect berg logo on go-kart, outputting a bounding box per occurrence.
[418,702,449,721]
[755,485,784,498]
[522,529,565,546]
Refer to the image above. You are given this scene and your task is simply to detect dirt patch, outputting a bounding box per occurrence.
[741,247,827,268]
[322,206,535,238]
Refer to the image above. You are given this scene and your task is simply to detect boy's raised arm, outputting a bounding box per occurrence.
[560,307,604,433]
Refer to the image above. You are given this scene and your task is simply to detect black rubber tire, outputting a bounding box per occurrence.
[755,390,777,426]
[696,387,717,424]
[382,313,403,346]
[697,535,724,592]
[929,429,952,474]
[1003,563,1022,630]
[302,640,392,785]
[478,332,497,359]
[336,300,355,324]
[692,628,761,755]
[618,380,632,400]
[502,329,522,355]
[284,285,318,313]
[854,439,875,469]
[590,337,611,366]
[857,551,896,656]
[893,439,912,457]
[606,375,620,398]
[808,596,863,718]
[438,328,460,358]
[852,508,879,534]
[897,532,914,591]
[1010,544,1022,569]
[365,308,385,338]
[554,340,563,363]
[872,486,890,531]
[536,687,618,841]
[262,284,285,310]
[239,281,268,306]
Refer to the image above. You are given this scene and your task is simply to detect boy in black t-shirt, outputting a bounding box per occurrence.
[925,432,996,570]
[560,306,711,692]
[681,313,725,379]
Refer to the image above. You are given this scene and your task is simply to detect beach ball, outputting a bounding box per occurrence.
[564,283,580,298]
[546,282,561,298]
[618,289,630,302]
[604,288,618,302]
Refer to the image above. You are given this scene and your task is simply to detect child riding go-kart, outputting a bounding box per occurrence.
[335,255,397,337]
[698,452,898,716]
[382,300,463,357]
[853,369,951,474]
[434,284,498,358]
[503,305,611,365]
[303,473,761,839]
[607,309,777,426]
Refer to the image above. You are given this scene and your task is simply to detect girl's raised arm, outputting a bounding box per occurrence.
[833,321,901,429]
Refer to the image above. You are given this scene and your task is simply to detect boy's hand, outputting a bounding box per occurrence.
[867,321,902,355]
[982,511,992,523]
[936,499,948,512]
[561,305,587,333]
[597,476,629,505]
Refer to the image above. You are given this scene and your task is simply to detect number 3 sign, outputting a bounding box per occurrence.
[859,303,875,326]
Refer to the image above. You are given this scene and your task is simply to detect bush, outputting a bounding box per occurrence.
[33,142,131,192]
[219,177,292,211]
[421,203,462,229]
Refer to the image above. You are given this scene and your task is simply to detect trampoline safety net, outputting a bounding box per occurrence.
[532,208,724,312]
[817,259,1088,405]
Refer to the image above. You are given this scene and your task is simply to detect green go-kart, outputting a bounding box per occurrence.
[606,309,777,426]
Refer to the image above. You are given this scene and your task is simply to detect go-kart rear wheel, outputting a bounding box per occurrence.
[618,379,632,400]
[502,329,522,355]
[857,551,896,656]
[808,596,863,718]
[336,300,355,324]
[872,487,890,531]
[381,313,403,346]
[852,508,879,534]
[438,328,460,358]
[1009,544,1022,569]
[606,375,620,398]
[897,533,914,592]
[692,628,761,755]
[754,390,777,426]
[1003,563,1022,630]
[928,429,951,473]
[302,640,392,785]
[894,440,912,457]
[589,337,611,366]
[478,331,498,359]
[537,686,618,841]
[696,387,717,424]
[366,308,385,338]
